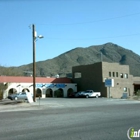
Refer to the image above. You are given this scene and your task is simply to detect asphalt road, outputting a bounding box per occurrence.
[0,98,140,140]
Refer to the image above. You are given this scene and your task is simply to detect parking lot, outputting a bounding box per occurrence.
[0,97,139,112]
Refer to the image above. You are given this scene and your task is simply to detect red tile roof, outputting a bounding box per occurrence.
[0,76,72,83]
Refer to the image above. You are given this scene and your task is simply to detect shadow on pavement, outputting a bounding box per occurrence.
[0,99,24,105]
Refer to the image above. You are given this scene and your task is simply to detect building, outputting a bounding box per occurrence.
[72,62,140,98]
[1,62,140,99]
[0,76,77,99]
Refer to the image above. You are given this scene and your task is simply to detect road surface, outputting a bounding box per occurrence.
[0,98,139,140]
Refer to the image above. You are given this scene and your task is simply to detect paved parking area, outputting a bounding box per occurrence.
[0,97,139,112]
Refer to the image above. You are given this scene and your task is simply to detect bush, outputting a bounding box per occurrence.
[0,83,8,100]
[0,91,3,100]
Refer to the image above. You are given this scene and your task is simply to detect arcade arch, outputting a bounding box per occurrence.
[54,88,64,97]
[67,88,74,97]
[36,88,42,97]
[22,88,30,92]
[8,88,17,95]
[46,88,53,97]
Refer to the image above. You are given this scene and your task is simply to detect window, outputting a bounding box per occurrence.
[109,72,111,77]
[120,73,123,78]
[112,72,115,77]
[74,72,82,78]
[124,73,128,79]
[124,87,127,92]
[116,72,118,77]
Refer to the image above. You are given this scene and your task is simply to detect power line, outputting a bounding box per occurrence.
[38,12,140,26]
[45,33,140,40]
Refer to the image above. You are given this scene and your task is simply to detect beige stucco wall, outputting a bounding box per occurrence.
[133,77,140,82]
[72,62,137,99]
[3,82,77,99]
[102,62,134,98]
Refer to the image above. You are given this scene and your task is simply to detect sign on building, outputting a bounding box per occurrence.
[26,92,33,103]
[105,79,114,87]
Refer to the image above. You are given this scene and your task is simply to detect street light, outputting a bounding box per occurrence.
[32,24,44,102]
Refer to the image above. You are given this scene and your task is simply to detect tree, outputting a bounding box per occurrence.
[0,83,7,100]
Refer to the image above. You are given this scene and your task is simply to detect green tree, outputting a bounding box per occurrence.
[0,83,7,100]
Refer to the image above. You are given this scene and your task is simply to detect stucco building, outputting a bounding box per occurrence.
[0,76,77,99]
[1,62,140,99]
[72,62,140,98]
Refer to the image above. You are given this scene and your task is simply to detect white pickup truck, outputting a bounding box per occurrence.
[80,90,101,98]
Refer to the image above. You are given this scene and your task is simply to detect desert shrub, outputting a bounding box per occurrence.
[0,83,8,100]
[0,91,3,100]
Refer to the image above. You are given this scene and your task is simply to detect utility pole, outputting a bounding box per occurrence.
[32,24,36,102]
[32,24,43,102]
[100,52,103,62]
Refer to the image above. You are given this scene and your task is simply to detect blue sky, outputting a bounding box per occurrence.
[0,0,140,67]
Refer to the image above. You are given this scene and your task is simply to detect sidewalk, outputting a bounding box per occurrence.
[0,98,23,105]
[0,99,43,112]
[1,97,139,112]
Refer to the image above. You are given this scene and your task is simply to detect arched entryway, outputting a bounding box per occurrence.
[22,88,30,92]
[46,88,53,97]
[67,88,73,97]
[8,88,17,95]
[133,83,140,95]
[36,88,42,97]
[54,88,64,97]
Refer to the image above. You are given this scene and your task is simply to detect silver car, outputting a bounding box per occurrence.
[8,92,32,100]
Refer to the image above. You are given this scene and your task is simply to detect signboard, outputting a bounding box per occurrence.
[36,84,43,88]
[26,92,33,103]
[35,83,66,88]
[105,79,114,87]
[56,84,65,88]
[45,84,55,88]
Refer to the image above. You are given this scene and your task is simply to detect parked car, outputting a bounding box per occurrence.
[74,91,84,98]
[68,91,84,98]
[79,90,101,98]
[68,92,76,98]
[8,92,33,100]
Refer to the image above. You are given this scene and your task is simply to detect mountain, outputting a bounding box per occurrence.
[1,42,140,77]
